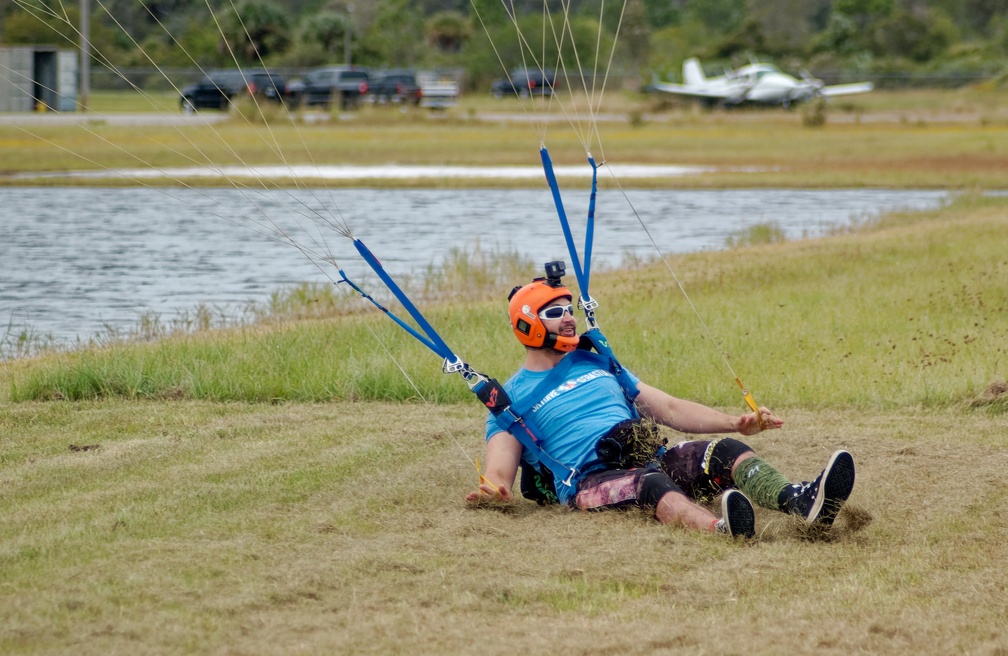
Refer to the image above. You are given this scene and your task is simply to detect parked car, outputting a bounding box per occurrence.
[416,71,461,110]
[179,69,287,112]
[491,68,556,98]
[367,70,422,105]
[287,66,370,110]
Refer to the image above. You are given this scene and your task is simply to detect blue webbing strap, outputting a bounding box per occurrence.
[484,352,597,491]
[584,155,598,286]
[540,147,595,299]
[337,267,446,357]
[578,329,641,412]
[486,399,578,490]
[350,238,457,362]
[486,347,641,496]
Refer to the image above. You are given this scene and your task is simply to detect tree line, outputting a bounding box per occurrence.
[3,0,1007,90]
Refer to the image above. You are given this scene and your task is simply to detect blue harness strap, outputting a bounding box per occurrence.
[473,375,578,488]
[343,238,585,484]
[577,328,640,412]
[481,341,642,498]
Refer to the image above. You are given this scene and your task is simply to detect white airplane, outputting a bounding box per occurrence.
[649,57,874,108]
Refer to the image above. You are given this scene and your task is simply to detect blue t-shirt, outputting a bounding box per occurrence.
[485,351,639,504]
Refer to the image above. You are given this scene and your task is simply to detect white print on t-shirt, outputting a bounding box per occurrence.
[530,369,612,414]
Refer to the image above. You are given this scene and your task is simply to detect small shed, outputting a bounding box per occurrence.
[0,45,78,112]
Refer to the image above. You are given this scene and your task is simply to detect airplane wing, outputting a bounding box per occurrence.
[820,82,874,97]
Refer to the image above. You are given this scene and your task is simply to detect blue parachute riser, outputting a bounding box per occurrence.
[584,155,598,286]
[540,147,596,299]
[336,266,447,359]
[350,238,457,362]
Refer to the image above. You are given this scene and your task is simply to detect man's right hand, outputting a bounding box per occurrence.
[465,481,513,503]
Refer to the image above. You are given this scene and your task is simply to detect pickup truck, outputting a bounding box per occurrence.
[287,66,370,110]
[366,70,459,109]
[416,71,460,110]
[367,70,422,105]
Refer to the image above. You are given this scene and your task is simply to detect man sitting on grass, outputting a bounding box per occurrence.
[467,265,855,538]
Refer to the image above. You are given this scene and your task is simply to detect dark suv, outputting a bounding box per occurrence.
[180,69,287,111]
[287,66,370,110]
[491,68,556,98]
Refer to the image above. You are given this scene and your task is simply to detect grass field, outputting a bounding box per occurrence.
[3,198,1007,655]
[2,88,1007,654]
[2,88,1008,189]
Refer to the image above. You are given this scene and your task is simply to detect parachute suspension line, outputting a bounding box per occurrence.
[1,121,325,265]
[10,4,483,477]
[11,0,355,303]
[548,0,594,151]
[207,0,353,234]
[3,17,351,330]
[586,0,630,164]
[80,0,354,261]
[16,0,341,248]
[98,0,349,247]
[217,0,355,235]
[602,169,767,428]
[497,0,551,143]
[494,1,761,425]
[137,1,353,240]
[473,0,596,149]
[469,0,540,141]
[0,26,330,267]
[473,0,626,328]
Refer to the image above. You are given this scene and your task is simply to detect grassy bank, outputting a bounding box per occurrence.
[3,98,1008,654]
[6,193,1006,413]
[3,89,1008,189]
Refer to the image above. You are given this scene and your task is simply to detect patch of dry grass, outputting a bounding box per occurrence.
[0,401,1005,655]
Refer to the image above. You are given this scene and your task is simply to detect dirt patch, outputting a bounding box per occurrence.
[969,379,1008,408]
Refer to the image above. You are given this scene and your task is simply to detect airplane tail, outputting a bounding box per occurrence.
[683,57,705,85]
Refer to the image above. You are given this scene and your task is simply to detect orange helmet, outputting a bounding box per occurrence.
[507,276,579,352]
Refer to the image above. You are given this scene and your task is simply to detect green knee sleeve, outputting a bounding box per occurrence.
[734,457,791,511]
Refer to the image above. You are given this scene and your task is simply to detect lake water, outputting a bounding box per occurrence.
[0,186,950,346]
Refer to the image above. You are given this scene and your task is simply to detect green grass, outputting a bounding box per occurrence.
[3,90,1008,655]
[85,90,180,113]
[1,204,1007,653]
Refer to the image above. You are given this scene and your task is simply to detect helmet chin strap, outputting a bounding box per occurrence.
[541,331,579,353]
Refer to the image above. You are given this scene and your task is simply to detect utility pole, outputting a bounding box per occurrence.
[343,3,354,66]
[80,0,90,112]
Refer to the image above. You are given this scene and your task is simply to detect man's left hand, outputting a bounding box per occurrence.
[737,407,783,435]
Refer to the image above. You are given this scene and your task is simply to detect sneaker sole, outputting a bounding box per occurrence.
[806,450,856,526]
[722,490,756,539]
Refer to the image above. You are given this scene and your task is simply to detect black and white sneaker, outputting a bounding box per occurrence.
[715,489,756,538]
[786,450,856,526]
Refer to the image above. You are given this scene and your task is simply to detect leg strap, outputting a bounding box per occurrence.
[701,437,752,487]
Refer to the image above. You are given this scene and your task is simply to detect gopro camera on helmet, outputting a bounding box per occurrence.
[543,260,566,287]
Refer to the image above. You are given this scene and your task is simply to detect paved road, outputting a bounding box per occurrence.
[0,105,991,127]
[0,112,229,126]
